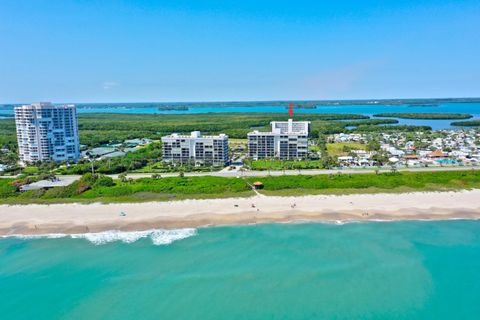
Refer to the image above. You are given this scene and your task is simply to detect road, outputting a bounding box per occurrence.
[110,166,478,179]
[1,166,477,181]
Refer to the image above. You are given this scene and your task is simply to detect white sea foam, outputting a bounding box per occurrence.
[3,233,68,240]
[150,229,197,245]
[2,228,197,246]
[70,230,152,245]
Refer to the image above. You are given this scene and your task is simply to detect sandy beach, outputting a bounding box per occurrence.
[1,190,480,235]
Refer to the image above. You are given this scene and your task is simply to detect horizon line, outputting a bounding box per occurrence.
[2,96,480,106]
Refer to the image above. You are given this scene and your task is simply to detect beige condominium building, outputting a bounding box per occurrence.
[247,119,310,160]
[161,131,229,167]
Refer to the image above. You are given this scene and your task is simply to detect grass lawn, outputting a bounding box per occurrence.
[229,138,248,146]
[132,162,218,173]
[22,166,40,174]
[248,159,325,170]
[326,142,366,157]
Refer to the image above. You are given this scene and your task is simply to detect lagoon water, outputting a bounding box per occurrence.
[2,221,480,319]
[4,101,480,114]
[2,102,480,129]
[74,102,480,115]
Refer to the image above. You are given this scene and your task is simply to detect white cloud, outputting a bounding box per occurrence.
[102,81,119,90]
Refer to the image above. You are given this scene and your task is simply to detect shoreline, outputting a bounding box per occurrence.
[1,190,480,236]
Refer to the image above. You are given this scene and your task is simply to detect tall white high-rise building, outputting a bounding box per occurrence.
[14,102,80,163]
[248,119,310,160]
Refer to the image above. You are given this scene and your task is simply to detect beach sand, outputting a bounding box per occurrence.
[1,190,480,235]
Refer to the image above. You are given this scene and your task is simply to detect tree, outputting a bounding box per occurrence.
[119,173,128,183]
[371,151,389,166]
[366,139,381,152]
[342,145,352,153]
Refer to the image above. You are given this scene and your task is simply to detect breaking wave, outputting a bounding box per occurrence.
[1,228,197,246]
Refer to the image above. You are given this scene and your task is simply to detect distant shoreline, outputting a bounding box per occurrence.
[1,190,479,236]
[2,97,480,108]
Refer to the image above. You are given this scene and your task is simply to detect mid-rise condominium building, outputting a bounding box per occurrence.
[161,131,229,167]
[15,102,80,163]
[248,119,310,160]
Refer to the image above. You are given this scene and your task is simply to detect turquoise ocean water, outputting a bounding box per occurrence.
[2,221,480,319]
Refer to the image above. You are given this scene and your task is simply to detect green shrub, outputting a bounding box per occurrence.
[93,176,115,187]
[0,179,18,198]
[79,173,98,185]
[43,183,78,199]
[17,189,46,199]
[247,171,480,191]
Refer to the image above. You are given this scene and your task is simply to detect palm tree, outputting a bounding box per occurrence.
[119,173,128,183]
[239,166,245,177]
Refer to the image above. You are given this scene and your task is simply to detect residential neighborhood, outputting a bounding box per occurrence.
[329,130,480,168]
[81,138,154,160]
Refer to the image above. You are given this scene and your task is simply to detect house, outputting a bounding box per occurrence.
[86,147,116,158]
[124,138,153,147]
[337,156,355,165]
[99,151,126,159]
[428,150,448,159]
[388,157,400,163]
[20,176,77,192]
[404,155,419,160]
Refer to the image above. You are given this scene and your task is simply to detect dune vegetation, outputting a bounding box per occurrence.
[1,170,480,204]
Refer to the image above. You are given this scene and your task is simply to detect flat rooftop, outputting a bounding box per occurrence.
[163,131,228,139]
[20,176,78,191]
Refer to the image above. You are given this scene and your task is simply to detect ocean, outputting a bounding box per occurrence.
[2,221,480,319]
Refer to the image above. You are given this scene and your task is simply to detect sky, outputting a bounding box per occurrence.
[0,0,479,103]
